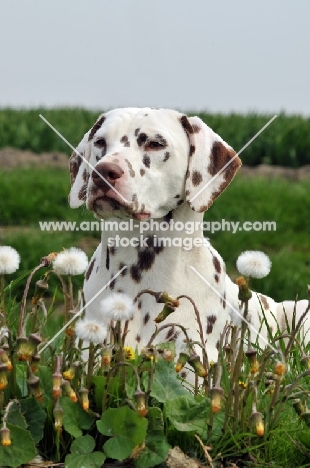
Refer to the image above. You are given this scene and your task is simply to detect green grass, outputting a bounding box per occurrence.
[0,167,309,302]
[1,108,310,166]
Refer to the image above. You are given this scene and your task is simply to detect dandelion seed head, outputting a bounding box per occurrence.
[236,250,271,279]
[75,318,108,344]
[53,247,88,276]
[0,246,20,274]
[101,292,135,321]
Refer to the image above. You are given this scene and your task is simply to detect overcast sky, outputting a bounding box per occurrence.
[1,0,309,115]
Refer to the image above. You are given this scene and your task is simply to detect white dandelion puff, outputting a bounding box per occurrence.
[75,318,108,344]
[0,246,20,274]
[236,250,271,279]
[53,247,88,276]
[101,293,135,321]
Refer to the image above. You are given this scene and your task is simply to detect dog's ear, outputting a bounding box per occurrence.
[68,132,91,208]
[181,115,241,212]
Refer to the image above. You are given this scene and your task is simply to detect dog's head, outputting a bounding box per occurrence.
[69,108,241,219]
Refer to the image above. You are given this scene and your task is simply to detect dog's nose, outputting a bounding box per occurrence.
[92,162,124,188]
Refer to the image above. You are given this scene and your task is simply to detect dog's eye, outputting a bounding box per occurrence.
[94,138,106,148]
[146,141,163,150]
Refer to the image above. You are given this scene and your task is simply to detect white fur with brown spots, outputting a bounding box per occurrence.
[69,107,308,369]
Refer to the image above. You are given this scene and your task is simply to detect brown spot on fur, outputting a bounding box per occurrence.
[208,141,241,191]
[213,256,221,274]
[189,144,196,157]
[163,152,170,162]
[177,199,184,206]
[82,168,89,182]
[136,334,141,343]
[130,265,142,283]
[88,115,105,141]
[140,168,145,176]
[180,371,187,379]
[192,171,202,186]
[142,154,150,168]
[119,262,127,275]
[206,315,217,334]
[135,128,140,136]
[192,124,201,133]
[143,313,150,325]
[120,135,130,147]
[165,326,175,340]
[214,274,219,283]
[180,115,194,134]
[69,154,82,185]
[216,340,220,350]
[174,194,180,198]
[109,274,116,290]
[125,159,135,177]
[259,294,270,310]
[137,133,147,147]
[85,258,95,281]
[78,184,87,201]
[185,190,190,196]
[138,300,142,310]
[186,170,190,180]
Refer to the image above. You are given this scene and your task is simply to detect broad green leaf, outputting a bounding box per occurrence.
[65,435,106,467]
[65,451,106,468]
[0,423,36,468]
[103,433,136,461]
[164,394,209,437]
[20,397,47,443]
[147,407,164,432]
[97,406,147,445]
[60,396,95,438]
[150,360,188,403]
[6,401,27,429]
[136,431,171,468]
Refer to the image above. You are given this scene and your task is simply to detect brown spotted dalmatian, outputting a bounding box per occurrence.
[69,108,308,366]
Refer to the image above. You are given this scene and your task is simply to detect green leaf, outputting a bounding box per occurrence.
[136,431,171,468]
[60,396,95,438]
[298,431,310,448]
[15,364,28,397]
[150,360,188,403]
[38,365,53,402]
[20,397,47,443]
[147,407,165,433]
[97,406,147,461]
[0,424,36,468]
[103,434,136,461]
[65,435,106,468]
[71,434,95,454]
[6,401,27,429]
[164,394,209,437]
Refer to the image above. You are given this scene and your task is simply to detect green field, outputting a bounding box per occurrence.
[0,167,309,302]
[1,108,310,166]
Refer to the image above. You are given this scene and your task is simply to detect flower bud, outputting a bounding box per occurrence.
[274,360,287,378]
[188,354,207,378]
[251,411,264,437]
[16,336,34,361]
[27,372,43,401]
[210,386,224,413]
[30,353,41,373]
[53,399,64,431]
[154,303,176,323]
[134,389,147,417]
[236,276,252,302]
[156,292,180,307]
[0,363,8,391]
[62,379,78,402]
[0,426,11,446]
[0,349,12,371]
[124,347,135,361]
[175,352,190,373]
[101,347,112,368]
[79,387,89,411]
[52,370,63,398]
[245,348,259,374]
